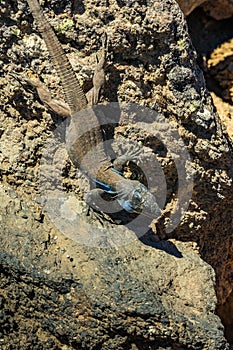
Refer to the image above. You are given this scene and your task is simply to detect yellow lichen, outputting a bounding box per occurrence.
[54,18,74,34]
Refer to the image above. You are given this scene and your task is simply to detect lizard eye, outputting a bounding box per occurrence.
[133,190,142,203]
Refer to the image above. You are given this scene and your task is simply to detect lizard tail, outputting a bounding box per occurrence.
[26,0,87,114]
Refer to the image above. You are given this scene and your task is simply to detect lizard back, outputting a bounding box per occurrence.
[26,0,113,178]
[25,0,162,219]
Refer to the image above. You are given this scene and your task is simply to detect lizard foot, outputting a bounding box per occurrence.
[112,144,143,172]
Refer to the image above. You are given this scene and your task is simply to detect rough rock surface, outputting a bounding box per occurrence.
[187,7,233,141]
[176,0,233,19]
[1,0,233,349]
[0,186,226,349]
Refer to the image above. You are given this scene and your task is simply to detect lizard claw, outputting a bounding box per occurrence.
[112,143,143,172]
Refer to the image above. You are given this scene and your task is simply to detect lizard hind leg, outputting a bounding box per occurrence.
[11,71,70,117]
[87,32,109,106]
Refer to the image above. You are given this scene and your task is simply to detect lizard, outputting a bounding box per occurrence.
[24,0,161,219]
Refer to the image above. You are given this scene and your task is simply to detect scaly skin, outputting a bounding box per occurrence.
[25,0,161,217]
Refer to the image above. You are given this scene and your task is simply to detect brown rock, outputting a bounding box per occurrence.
[176,0,233,19]
[176,0,206,15]
[0,0,232,348]
[202,0,233,20]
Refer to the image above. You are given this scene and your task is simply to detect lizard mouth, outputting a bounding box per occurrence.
[116,180,161,218]
[132,184,161,218]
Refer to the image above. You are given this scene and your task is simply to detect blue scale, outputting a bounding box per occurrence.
[91,168,123,194]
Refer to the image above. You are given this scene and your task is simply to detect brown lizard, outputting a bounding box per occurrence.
[24,0,161,218]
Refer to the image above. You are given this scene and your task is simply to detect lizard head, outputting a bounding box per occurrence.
[116,179,161,217]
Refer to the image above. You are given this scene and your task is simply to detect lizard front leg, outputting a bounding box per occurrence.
[112,143,145,173]
[85,187,122,214]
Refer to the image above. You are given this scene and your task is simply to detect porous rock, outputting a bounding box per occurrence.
[0,0,233,349]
